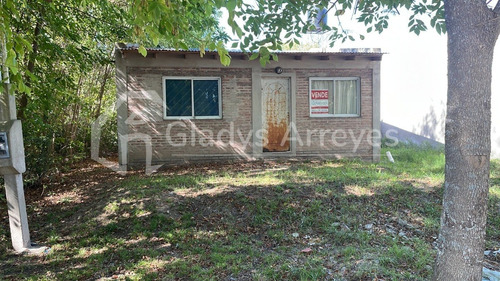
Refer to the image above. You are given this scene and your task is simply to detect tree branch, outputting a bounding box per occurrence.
[317,0,339,26]
[494,0,500,14]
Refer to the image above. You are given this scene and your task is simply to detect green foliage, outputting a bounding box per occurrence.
[0,0,128,185]
[129,0,230,64]
[227,0,445,64]
[0,0,228,186]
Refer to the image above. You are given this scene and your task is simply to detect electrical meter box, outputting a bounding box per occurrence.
[0,120,26,174]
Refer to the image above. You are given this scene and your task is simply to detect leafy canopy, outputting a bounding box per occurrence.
[224,0,444,64]
[0,0,229,184]
[0,0,229,95]
[1,0,445,95]
[128,0,444,66]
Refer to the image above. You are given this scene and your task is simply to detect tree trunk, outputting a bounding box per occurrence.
[17,19,41,120]
[433,1,500,280]
[94,64,111,119]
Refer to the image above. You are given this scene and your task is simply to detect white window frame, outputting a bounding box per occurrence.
[163,76,222,120]
[309,77,361,118]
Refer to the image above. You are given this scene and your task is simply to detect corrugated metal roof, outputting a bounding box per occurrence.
[117,43,384,56]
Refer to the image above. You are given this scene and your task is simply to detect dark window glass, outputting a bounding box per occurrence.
[165,79,192,117]
[193,80,219,117]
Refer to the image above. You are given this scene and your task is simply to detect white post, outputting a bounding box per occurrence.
[0,15,44,254]
[4,174,30,251]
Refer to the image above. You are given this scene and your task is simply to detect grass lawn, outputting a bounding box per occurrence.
[1,144,499,280]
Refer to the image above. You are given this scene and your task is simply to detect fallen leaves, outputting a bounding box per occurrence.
[300,247,313,254]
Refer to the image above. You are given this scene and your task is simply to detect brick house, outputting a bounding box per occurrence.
[115,45,383,166]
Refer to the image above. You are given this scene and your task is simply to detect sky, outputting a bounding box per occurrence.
[220,7,500,156]
[331,11,500,156]
[334,11,449,140]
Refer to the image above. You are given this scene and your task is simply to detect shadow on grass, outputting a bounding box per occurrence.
[0,155,451,280]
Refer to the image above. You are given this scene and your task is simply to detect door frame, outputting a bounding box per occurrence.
[251,69,297,157]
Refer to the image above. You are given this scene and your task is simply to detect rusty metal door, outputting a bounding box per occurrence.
[262,77,290,152]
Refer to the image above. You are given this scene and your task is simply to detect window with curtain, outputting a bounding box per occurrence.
[309,77,360,117]
[163,77,221,119]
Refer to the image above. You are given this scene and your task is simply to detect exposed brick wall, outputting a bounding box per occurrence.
[293,68,374,159]
[125,67,253,163]
[123,65,374,164]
